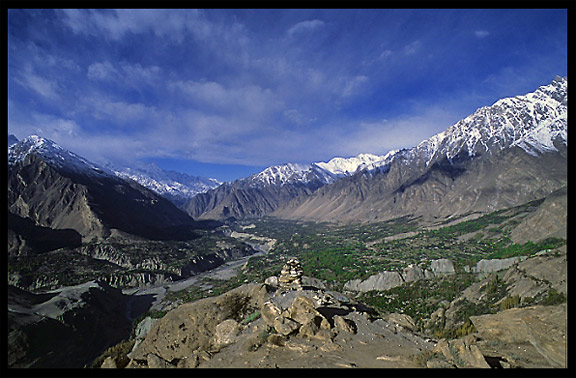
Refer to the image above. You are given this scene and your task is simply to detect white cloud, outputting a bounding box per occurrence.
[87,61,162,86]
[287,19,325,36]
[169,79,281,120]
[87,61,119,81]
[403,40,422,56]
[474,30,490,39]
[16,69,59,99]
[88,98,159,124]
[342,75,369,98]
[60,9,241,45]
[335,105,461,156]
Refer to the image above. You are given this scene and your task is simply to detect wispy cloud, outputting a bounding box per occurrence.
[15,68,60,100]
[474,30,490,39]
[287,19,325,37]
[8,9,568,179]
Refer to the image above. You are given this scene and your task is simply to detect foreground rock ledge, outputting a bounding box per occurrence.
[124,282,438,368]
[119,280,566,368]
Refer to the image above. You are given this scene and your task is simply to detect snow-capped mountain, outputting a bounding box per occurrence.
[110,163,221,206]
[8,135,113,178]
[247,153,389,188]
[8,135,196,240]
[411,75,567,167]
[273,76,567,222]
[8,134,19,146]
[184,152,397,219]
[314,153,386,176]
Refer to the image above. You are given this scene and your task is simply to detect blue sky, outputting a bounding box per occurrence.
[7,9,568,181]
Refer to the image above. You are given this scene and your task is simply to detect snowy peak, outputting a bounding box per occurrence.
[8,135,112,178]
[413,76,567,166]
[248,163,313,186]
[110,163,221,204]
[8,134,19,146]
[247,153,393,188]
[313,153,384,176]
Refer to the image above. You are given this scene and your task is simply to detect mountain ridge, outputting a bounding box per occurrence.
[184,76,566,223]
[8,136,199,241]
[271,76,567,223]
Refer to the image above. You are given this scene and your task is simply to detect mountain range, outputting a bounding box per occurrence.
[8,135,200,242]
[184,153,388,220]
[108,163,221,207]
[187,76,567,223]
[7,76,567,237]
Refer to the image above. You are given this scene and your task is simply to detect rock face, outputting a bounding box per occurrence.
[124,281,437,368]
[472,256,527,276]
[471,304,567,368]
[344,258,456,292]
[429,258,455,276]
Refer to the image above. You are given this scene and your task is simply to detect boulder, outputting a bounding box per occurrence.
[344,271,404,292]
[433,336,490,368]
[261,301,282,326]
[403,264,426,282]
[212,319,240,349]
[429,259,455,277]
[273,316,300,336]
[286,295,322,325]
[333,315,356,334]
[264,276,279,287]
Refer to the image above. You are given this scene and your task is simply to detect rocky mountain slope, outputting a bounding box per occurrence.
[8,135,198,242]
[184,154,387,220]
[8,280,132,368]
[273,76,567,222]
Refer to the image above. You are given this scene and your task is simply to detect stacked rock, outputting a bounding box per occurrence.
[278,257,303,290]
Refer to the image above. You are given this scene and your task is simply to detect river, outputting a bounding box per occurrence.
[123,241,269,322]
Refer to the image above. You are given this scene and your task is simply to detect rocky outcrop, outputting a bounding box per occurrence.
[123,281,437,368]
[101,272,177,288]
[470,256,527,276]
[471,304,567,368]
[344,258,456,292]
[424,246,567,335]
[345,271,404,292]
[126,283,269,367]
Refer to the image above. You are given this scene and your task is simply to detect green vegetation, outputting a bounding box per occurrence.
[229,198,565,339]
[236,199,564,288]
[90,339,135,368]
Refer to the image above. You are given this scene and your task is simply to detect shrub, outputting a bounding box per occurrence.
[499,295,520,311]
[540,289,566,306]
[90,339,135,368]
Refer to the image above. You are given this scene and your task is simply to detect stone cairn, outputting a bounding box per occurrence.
[277,257,303,290]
